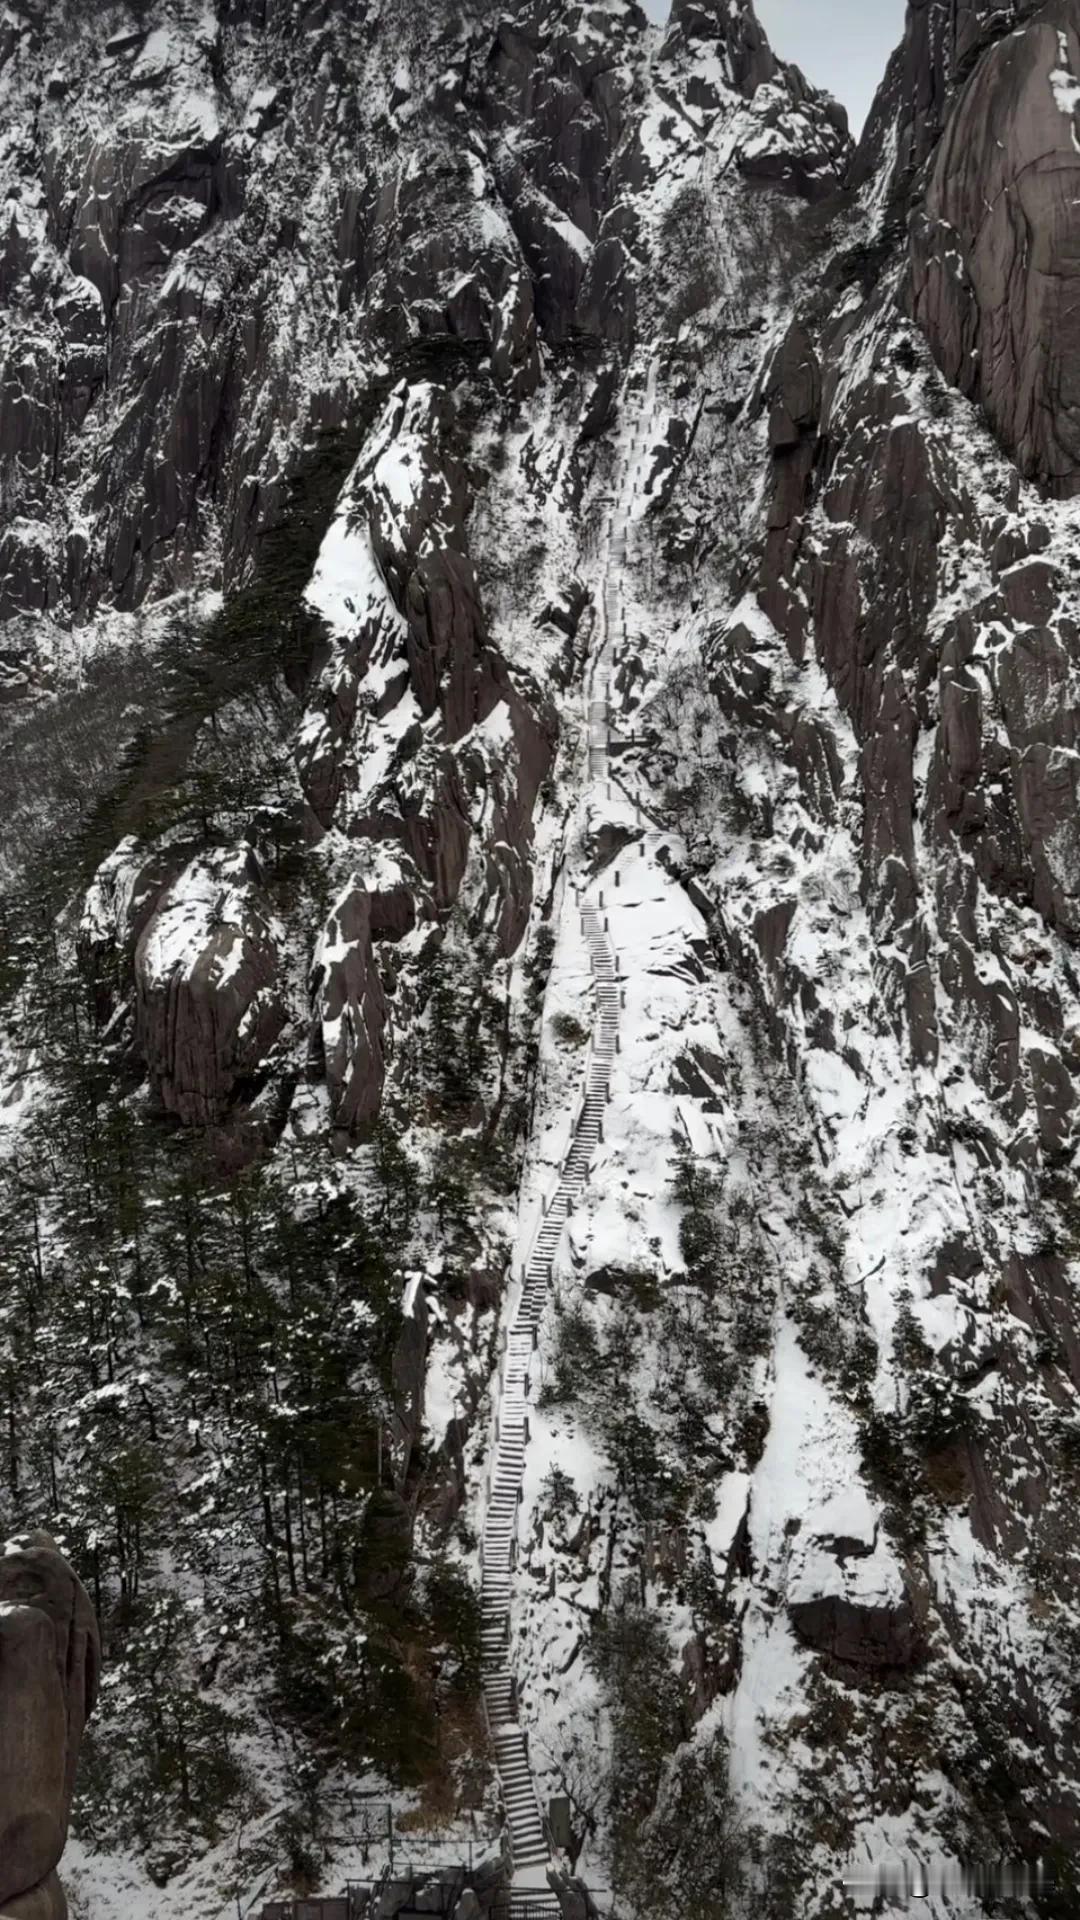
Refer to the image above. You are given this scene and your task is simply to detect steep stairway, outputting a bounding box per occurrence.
[480,894,617,1874]
[481,364,658,1884]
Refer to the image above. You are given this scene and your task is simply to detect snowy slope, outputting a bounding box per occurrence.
[1,1,1079,1917]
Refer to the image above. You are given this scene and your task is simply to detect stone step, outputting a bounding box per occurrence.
[482,844,623,1871]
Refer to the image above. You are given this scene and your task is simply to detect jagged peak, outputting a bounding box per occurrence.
[654,0,851,198]
[659,0,777,96]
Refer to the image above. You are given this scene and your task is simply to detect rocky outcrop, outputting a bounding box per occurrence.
[658,0,850,197]
[79,837,187,1025]
[134,843,285,1127]
[310,882,389,1138]
[661,0,777,98]
[298,371,556,1022]
[0,1533,99,1919]
[996,624,1080,934]
[787,1494,921,1672]
[482,1,643,342]
[685,0,1080,1865]
[911,6,1080,493]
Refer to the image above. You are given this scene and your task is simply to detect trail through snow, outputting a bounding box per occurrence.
[481,362,664,1896]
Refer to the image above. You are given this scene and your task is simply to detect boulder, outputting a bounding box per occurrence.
[786,1491,921,1672]
[790,1588,920,1672]
[0,1533,99,1915]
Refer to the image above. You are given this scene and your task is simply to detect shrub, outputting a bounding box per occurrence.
[423,1560,483,1695]
[551,1010,590,1046]
[590,1591,746,1917]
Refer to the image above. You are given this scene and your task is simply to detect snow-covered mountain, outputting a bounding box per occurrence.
[2,1,1079,1914]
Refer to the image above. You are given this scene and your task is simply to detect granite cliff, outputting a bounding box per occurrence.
[1,2,1079,1915]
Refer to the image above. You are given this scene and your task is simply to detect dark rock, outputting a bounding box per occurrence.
[786,1492,921,1672]
[405,550,489,741]
[134,844,285,1126]
[104,29,146,58]
[997,627,1080,934]
[790,1589,921,1670]
[991,518,1051,574]
[356,1490,413,1603]
[768,323,821,437]
[2,1875,68,1919]
[660,0,778,99]
[999,561,1060,627]
[0,1533,99,1915]
[580,364,618,441]
[310,884,388,1137]
[853,0,1040,192]
[911,12,1080,493]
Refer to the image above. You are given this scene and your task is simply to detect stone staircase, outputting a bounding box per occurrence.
[481,364,660,1885]
[480,892,618,1873]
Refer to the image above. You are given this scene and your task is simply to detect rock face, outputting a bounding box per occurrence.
[134,844,285,1127]
[1,1877,68,1920]
[691,0,1080,1870]
[0,1533,100,1918]
[310,883,389,1139]
[853,0,1045,190]
[9,0,1080,1906]
[658,0,850,196]
[787,1494,920,1671]
[911,5,1080,492]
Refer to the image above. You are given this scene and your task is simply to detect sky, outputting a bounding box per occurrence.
[643,0,907,134]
